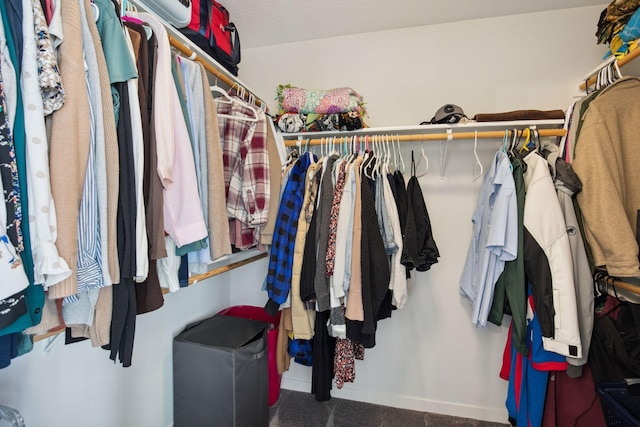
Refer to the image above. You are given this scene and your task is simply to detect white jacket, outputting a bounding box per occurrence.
[523,151,582,359]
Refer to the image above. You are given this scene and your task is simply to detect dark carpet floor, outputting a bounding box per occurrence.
[269,389,510,427]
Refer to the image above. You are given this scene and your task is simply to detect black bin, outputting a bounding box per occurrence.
[173,314,268,427]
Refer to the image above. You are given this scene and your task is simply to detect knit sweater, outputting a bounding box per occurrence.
[47,0,91,299]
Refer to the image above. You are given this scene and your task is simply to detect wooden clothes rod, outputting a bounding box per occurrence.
[129,0,266,109]
[33,252,268,342]
[185,252,267,287]
[283,128,567,147]
[168,36,266,109]
[579,48,640,91]
[595,271,640,296]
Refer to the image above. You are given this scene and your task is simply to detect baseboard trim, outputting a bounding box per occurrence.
[279,377,508,424]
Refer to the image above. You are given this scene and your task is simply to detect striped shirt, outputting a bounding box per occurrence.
[65,64,103,304]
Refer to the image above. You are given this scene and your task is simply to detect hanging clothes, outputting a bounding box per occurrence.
[290,158,321,340]
[0,0,44,337]
[46,0,93,300]
[216,96,270,250]
[344,156,364,323]
[541,141,594,375]
[0,59,27,306]
[62,0,108,333]
[401,153,439,272]
[501,287,568,427]
[345,159,390,349]
[332,157,357,315]
[522,150,581,359]
[382,163,407,309]
[313,153,338,312]
[123,20,164,315]
[571,77,640,277]
[488,157,527,356]
[199,66,231,261]
[21,0,71,289]
[460,150,516,327]
[259,120,284,247]
[265,152,315,315]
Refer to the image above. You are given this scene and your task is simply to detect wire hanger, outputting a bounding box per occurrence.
[472,130,483,182]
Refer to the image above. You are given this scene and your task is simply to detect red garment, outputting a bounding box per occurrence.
[541,365,606,427]
[45,0,54,25]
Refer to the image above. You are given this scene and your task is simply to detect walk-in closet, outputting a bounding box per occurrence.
[1,1,639,426]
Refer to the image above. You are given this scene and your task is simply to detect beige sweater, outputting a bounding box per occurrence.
[200,64,232,260]
[63,0,116,346]
[290,160,321,340]
[259,121,282,246]
[345,157,364,321]
[572,77,640,277]
[47,0,91,299]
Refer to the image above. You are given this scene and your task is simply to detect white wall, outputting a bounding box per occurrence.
[232,4,610,423]
[0,4,613,427]
[0,274,231,427]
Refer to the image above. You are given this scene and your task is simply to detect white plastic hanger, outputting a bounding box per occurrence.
[91,2,100,21]
[372,135,383,179]
[415,139,429,178]
[211,84,259,122]
[384,135,392,170]
[472,130,483,182]
[396,135,405,174]
[439,129,452,178]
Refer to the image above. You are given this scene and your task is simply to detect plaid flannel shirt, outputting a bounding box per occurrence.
[216,99,270,229]
[266,152,315,306]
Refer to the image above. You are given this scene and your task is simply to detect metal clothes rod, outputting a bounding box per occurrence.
[579,48,640,91]
[283,128,567,147]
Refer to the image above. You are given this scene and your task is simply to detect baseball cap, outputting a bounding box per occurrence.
[421,104,467,125]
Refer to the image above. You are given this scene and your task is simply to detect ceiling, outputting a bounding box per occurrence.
[230,0,606,49]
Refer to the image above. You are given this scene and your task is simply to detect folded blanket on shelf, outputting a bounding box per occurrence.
[473,109,565,122]
[276,112,365,133]
[277,85,366,116]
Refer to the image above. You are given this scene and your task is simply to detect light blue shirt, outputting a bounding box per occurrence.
[459,150,517,327]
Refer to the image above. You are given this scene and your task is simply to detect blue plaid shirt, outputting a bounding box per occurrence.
[266,152,315,307]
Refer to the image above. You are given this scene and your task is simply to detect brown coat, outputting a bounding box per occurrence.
[572,77,640,277]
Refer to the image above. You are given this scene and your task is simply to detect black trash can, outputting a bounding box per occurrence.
[173,314,269,427]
